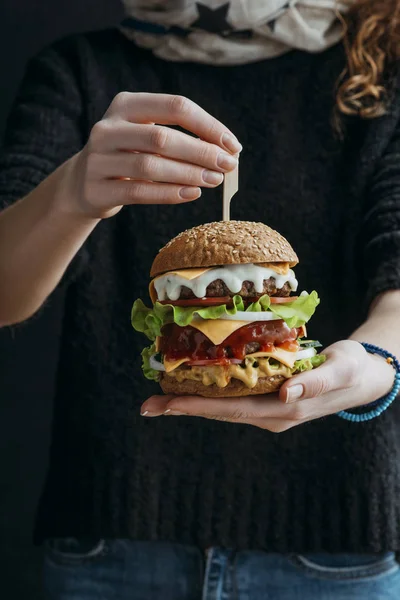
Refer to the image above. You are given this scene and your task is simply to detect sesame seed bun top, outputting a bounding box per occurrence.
[150,221,299,278]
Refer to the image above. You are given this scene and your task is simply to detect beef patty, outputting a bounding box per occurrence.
[179,278,292,299]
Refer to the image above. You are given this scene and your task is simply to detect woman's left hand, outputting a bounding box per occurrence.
[141,340,395,432]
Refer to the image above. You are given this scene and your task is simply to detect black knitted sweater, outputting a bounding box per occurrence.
[2,30,400,552]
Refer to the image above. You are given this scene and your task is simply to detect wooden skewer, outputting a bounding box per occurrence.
[222,160,239,221]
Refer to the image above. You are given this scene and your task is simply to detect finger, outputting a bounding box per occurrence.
[90,122,239,173]
[141,395,175,416]
[105,92,242,153]
[279,344,360,404]
[144,395,305,433]
[88,152,224,188]
[163,395,300,432]
[164,394,294,421]
[91,179,201,206]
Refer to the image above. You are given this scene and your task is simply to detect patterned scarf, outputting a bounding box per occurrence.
[120,1,352,65]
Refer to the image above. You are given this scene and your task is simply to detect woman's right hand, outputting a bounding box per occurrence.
[59,92,242,219]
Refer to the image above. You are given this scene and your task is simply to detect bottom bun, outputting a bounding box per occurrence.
[160,374,286,397]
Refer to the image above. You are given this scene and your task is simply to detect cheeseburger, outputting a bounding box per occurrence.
[131,221,325,397]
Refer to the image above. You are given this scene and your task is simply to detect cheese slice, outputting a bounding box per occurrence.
[190,318,250,346]
[163,356,191,373]
[247,347,298,368]
[258,262,290,275]
[149,268,211,303]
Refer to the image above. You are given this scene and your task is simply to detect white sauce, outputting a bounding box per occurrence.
[154,264,298,301]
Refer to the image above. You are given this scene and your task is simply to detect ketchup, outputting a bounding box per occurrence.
[160,321,301,362]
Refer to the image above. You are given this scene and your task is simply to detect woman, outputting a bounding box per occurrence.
[1,0,400,598]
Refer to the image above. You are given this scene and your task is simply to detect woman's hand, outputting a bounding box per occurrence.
[141,340,395,432]
[57,92,241,219]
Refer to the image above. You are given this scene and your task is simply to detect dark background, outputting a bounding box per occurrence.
[0,1,122,597]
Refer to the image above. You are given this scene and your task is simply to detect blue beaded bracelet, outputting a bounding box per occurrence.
[337,343,400,422]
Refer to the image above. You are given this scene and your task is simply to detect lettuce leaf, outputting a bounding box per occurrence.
[293,354,326,373]
[267,291,320,328]
[132,295,246,341]
[131,291,321,341]
[141,343,160,381]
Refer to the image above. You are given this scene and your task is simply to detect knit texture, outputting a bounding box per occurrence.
[1,30,400,552]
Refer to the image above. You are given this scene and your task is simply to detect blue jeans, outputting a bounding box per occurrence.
[43,538,400,599]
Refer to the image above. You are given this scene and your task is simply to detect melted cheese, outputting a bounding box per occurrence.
[163,357,191,373]
[258,262,290,275]
[190,318,250,346]
[166,358,293,389]
[246,347,299,368]
[149,269,211,302]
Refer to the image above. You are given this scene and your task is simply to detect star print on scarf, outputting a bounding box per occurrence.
[121,1,353,66]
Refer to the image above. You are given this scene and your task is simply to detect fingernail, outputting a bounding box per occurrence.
[285,384,304,403]
[179,187,201,200]
[141,411,164,417]
[217,153,238,171]
[164,409,186,416]
[221,133,242,154]
[202,170,224,185]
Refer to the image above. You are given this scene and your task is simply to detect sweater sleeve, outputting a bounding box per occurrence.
[362,118,400,309]
[0,40,88,285]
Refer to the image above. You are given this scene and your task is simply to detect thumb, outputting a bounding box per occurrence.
[279,341,362,403]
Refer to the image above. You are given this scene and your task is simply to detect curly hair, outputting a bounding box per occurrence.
[337,0,400,119]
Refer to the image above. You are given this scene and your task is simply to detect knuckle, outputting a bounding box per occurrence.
[137,154,158,178]
[112,91,132,111]
[187,166,203,184]
[150,126,169,151]
[198,142,215,164]
[207,118,222,139]
[89,120,110,148]
[229,408,250,421]
[168,95,193,118]
[124,181,147,202]
[309,377,331,397]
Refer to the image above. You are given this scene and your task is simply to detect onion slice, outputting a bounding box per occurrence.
[295,347,317,360]
[218,311,282,322]
[149,355,166,372]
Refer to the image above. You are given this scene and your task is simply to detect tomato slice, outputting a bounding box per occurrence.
[269,296,298,304]
[159,296,232,307]
[277,340,300,352]
[244,296,298,305]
